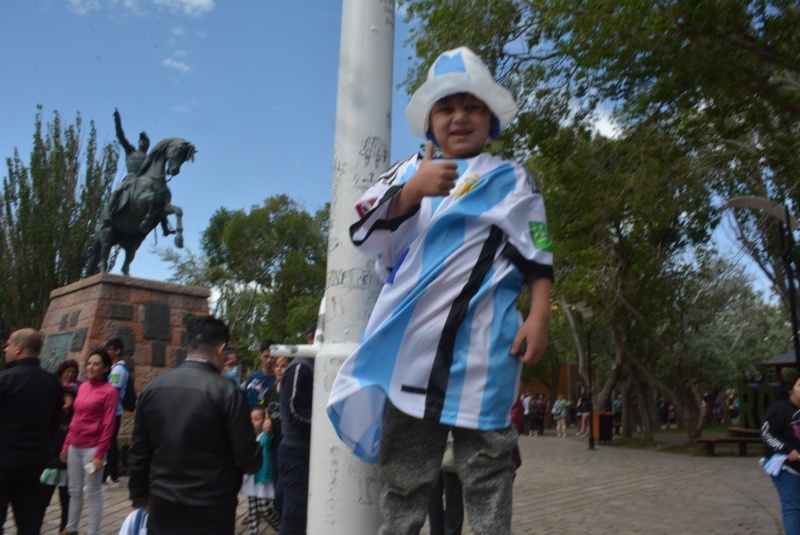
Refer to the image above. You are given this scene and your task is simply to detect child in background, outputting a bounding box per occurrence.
[39,386,76,533]
[240,406,279,534]
[262,356,290,524]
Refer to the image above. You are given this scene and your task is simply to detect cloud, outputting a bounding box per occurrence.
[151,0,214,17]
[162,58,192,74]
[68,0,214,17]
[68,0,102,15]
[593,112,621,139]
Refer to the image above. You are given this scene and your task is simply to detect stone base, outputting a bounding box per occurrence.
[40,273,210,444]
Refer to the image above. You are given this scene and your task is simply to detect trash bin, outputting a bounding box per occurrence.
[593,412,614,443]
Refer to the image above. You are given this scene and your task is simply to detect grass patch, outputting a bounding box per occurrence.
[603,435,670,450]
[604,422,762,457]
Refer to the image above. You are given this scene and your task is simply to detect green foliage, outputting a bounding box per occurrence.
[400,0,798,439]
[0,106,117,339]
[158,195,328,367]
[680,255,790,390]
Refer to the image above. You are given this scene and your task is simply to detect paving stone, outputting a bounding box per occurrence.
[5,433,782,534]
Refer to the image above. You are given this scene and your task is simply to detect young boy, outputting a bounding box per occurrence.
[328,47,553,533]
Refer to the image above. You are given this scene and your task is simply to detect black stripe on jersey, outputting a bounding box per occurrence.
[350,154,420,246]
[501,243,555,281]
[424,225,505,421]
[350,186,421,246]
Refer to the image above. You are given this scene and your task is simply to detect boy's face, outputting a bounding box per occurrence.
[250,409,265,432]
[429,93,493,159]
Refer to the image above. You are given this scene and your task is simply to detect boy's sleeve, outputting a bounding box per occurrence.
[349,155,423,279]
[498,164,554,280]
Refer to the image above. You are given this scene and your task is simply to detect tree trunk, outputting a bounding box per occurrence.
[622,375,634,438]
[595,326,624,415]
[630,368,655,444]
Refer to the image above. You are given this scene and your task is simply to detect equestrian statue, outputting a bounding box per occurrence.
[87,131,196,276]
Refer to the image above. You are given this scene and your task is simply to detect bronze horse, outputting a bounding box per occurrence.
[88,137,196,276]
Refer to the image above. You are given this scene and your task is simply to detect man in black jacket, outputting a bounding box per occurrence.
[277,324,316,535]
[0,328,62,535]
[127,316,262,535]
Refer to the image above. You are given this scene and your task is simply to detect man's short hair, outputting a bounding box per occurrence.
[260,339,277,352]
[14,329,43,355]
[105,338,124,351]
[186,315,230,351]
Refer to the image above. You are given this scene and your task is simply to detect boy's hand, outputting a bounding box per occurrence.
[409,141,459,198]
[389,142,458,218]
[511,315,548,365]
[263,415,273,435]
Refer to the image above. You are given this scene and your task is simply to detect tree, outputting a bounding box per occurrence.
[398,0,798,440]
[158,195,328,366]
[0,106,118,341]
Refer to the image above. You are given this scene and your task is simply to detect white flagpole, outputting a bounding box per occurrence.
[306,1,394,532]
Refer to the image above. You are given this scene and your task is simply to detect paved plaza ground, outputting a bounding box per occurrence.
[6,431,782,534]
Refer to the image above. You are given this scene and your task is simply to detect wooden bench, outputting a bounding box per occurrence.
[695,436,762,456]
[727,427,761,438]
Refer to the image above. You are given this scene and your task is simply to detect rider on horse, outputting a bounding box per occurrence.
[104,109,172,236]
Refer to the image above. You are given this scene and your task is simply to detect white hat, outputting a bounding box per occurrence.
[405,47,518,140]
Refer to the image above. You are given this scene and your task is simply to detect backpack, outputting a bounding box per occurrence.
[121,372,137,412]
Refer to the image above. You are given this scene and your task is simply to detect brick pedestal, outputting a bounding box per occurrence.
[40,273,210,446]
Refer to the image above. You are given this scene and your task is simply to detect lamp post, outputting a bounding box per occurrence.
[725,197,800,370]
[575,302,595,450]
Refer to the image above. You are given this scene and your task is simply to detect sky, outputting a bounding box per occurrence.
[0,0,422,281]
[0,0,773,302]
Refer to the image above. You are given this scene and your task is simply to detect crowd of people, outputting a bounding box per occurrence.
[0,320,317,535]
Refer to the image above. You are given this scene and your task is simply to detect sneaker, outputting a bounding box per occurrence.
[104,478,121,489]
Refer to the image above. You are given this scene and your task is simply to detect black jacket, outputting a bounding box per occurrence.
[0,357,63,469]
[278,357,314,454]
[762,398,800,473]
[127,359,262,508]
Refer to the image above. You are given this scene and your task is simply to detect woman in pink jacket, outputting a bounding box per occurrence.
[59,347,118,535]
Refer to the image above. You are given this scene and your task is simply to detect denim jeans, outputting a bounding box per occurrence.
[773,469,800,535]
[277,448,309,535]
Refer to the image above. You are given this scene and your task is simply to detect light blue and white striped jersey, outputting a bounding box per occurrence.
[327,152,554,463]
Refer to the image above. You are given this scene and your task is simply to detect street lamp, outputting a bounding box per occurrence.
[724,196,800,371]
[575,302,595,450]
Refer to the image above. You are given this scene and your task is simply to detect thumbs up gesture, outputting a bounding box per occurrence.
[387,142,459,218]
[410,141,459,197]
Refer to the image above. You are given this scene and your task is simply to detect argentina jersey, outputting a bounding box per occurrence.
[328,152,553,463]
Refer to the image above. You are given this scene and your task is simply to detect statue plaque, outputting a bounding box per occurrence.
[69,310,80,327]
[70,328,88,352]
[41,332,73,372]
[144,301,171,341]
[110,303,134,320]
[151,341,166,367]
